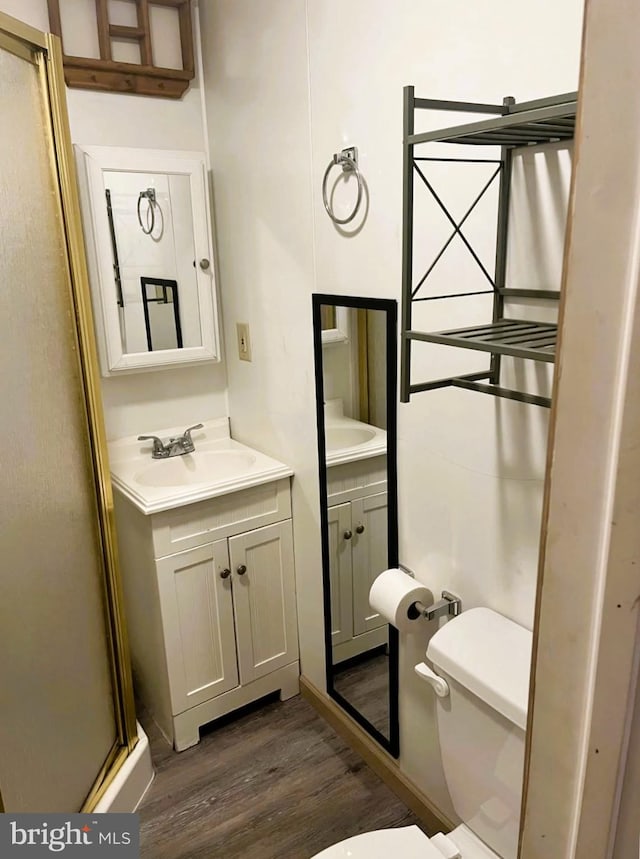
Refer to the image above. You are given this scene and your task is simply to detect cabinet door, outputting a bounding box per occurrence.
[327,503,354,646]
[157,540,238,715]
[352,492,388,636]
[229,521,298,685]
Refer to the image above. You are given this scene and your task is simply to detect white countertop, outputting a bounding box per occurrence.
[109,418,293,515]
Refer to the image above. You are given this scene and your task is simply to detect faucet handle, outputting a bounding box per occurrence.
[138,434,166,455]
[182,423,204,441]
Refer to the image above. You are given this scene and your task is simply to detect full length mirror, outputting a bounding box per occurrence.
[75,145,220,375]
[313,294,399,756]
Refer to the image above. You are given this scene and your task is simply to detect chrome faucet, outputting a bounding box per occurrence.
[138,424,204,459]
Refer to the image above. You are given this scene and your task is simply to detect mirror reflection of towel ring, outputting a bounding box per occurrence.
[322,147,364,225]
[137,188,158,235]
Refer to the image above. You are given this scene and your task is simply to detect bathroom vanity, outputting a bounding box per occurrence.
[324,403,388,664]
[110,419,298,751]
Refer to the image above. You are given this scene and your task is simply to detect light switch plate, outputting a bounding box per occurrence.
[236,322,252,362]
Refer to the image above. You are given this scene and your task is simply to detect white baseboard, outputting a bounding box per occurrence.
[94,723,154,813]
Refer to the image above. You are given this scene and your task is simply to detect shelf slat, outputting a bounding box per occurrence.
[408,97,577,147]
[406,319,557,362]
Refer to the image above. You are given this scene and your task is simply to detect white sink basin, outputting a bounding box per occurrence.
[109,418,293,515]
[325,426,376,451]
[134,450,257,487]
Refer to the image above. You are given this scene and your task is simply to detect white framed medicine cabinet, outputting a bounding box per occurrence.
[75,145,221,375]
[320,304,350,345]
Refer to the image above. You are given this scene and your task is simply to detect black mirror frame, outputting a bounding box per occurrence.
[140,276,183,351]
[312,293,399,758]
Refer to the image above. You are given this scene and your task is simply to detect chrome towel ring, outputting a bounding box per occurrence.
[322,146,363,225]
[137,187,158,235]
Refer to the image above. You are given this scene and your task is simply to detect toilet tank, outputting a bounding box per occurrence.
[426,608,532,859]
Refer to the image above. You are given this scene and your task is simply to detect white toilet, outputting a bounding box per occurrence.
[313,607,532,859]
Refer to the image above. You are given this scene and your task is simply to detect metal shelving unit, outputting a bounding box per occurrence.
[401,87,578,408]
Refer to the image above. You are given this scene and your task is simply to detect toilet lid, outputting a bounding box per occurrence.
[311,824,502,859]
[311,825,442,859]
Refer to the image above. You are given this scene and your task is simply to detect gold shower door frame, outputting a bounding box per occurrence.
[0,12,137,812]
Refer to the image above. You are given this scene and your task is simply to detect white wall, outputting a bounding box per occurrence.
[200,0,583,823]
[199,0,326,688]
[1,0,228,440]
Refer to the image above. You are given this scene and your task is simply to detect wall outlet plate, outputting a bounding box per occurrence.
[236,322,252,362]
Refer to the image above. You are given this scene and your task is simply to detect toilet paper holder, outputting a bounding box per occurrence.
[409,590,462,622]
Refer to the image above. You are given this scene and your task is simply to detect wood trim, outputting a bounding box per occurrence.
[95,0,111,60]
[520,1,640,856]
[300,676,454,836]
[136,0,152,66]
[63,66,189,97]
[61,53,192,79]
[177,0,194,77]
[45,0,62,42]
[45,0,62,37]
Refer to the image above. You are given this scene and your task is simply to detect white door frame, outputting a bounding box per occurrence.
[522,1,640,856]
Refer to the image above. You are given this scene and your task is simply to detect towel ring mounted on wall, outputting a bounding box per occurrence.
[137,187,158,235]
[322,147,364,225]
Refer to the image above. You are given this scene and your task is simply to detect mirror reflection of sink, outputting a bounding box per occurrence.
[325,426,376,451]
[134,450,257,488]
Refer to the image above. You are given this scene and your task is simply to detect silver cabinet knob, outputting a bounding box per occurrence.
[237,564,247,576]
[220,568,231,580]
[343,530,352,540]
[355,524,365,534]
[199,258,211,270]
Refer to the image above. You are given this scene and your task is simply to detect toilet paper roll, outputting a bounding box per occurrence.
[369,568,430,633]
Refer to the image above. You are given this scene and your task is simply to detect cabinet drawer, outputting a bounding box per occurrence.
[151,478,291,558]
[326,456,387,505]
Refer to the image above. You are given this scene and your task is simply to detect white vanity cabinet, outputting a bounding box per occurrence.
[114,478,299,751]
[326,456,388,664]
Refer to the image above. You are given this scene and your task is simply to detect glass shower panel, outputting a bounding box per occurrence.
[0,44,118,811]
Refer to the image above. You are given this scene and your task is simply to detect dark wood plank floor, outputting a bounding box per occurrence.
[138,692,424,858]
[333,650,390,739]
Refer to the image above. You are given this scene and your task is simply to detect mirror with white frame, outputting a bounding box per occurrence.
[75,145,220,375]
[313,294,399,756]
[320,303,349,344]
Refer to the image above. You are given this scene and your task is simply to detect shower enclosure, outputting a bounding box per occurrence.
[0,11,137,812]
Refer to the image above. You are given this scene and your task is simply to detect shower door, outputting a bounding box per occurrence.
[0,15,136,812]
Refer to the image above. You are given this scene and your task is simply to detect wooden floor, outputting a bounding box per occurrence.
[138,692,424,858]
[333,650,390,739]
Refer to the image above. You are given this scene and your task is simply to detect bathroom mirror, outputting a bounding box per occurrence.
[312,294,399,757]
[75,145,220,375]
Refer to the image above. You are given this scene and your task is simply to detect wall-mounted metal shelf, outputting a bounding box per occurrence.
[401,88,577,408]
[410,319,557,362]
